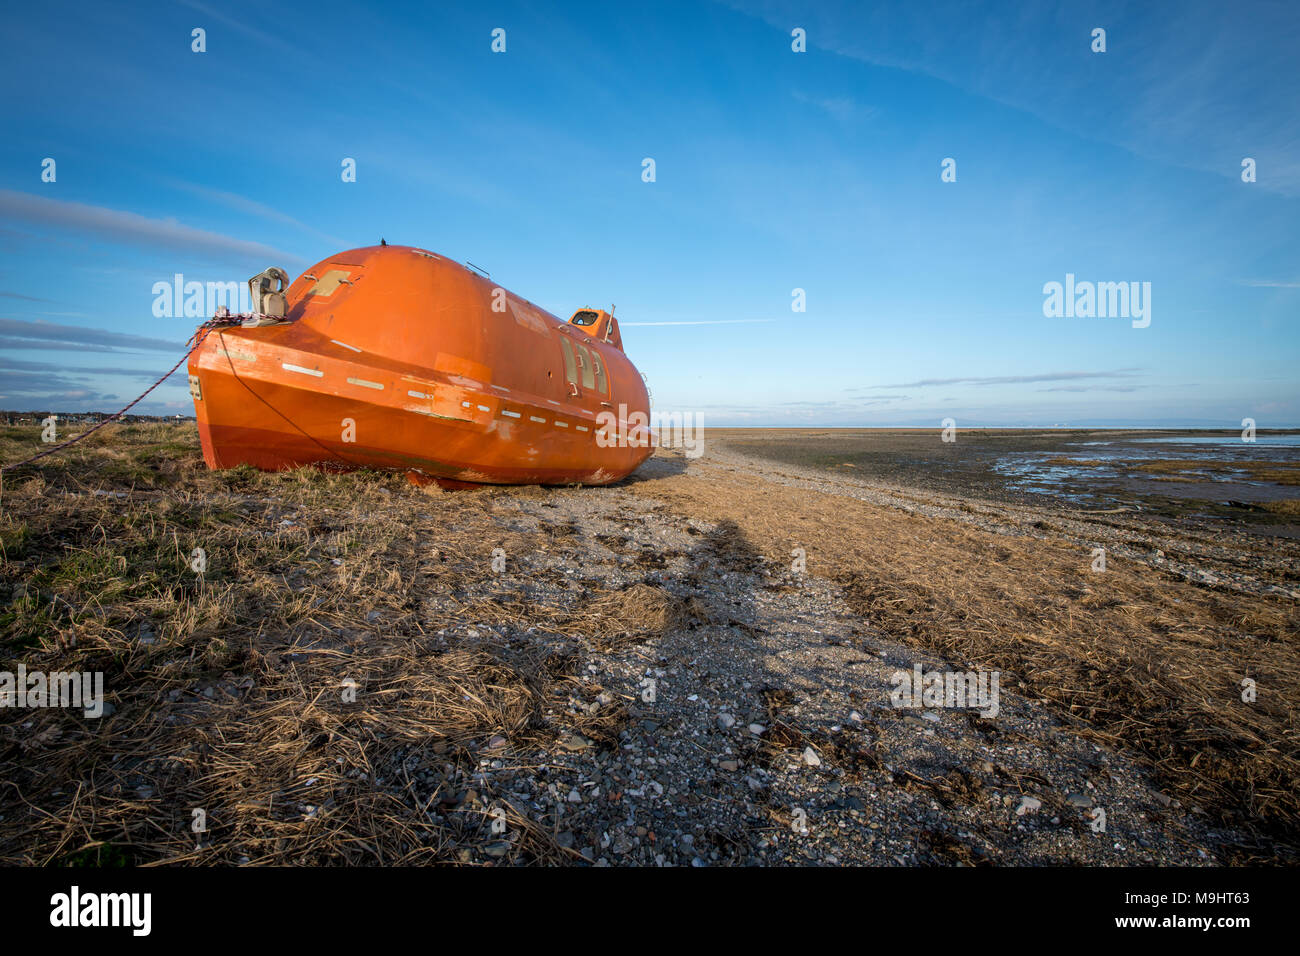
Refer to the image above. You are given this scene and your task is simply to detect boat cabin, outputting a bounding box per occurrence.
[568,308,623,351]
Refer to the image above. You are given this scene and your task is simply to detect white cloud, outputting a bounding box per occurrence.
[0,190,301,264]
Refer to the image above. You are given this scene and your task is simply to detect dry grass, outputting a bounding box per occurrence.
[0,422,644,865]
[631,463,1300,863]
[7,422,1299,865]
[1044,458,1109,468]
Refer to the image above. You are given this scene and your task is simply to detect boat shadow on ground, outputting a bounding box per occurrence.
[619,449,689,484]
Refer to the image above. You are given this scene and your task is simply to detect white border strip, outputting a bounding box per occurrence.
[282,363,323,377]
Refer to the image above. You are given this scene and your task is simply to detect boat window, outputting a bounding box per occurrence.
[571,310,599,326]
[560,337,577,385]
[590,349,607,394]
[576,343,596,389]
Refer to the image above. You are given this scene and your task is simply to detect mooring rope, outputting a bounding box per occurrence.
[0,313,255,474]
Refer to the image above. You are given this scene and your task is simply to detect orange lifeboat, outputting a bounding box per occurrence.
[186,245,654,485]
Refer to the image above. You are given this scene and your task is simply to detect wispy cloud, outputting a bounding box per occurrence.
[0,370,118,400]
[166,180,347,247]
[0,357,184,381]
[1238,279,1300,289]
[175,0,294,54]
[0,291,51,303]
[0,336,134,355]
[0,389,118,406]
[0,317,186,353]
[620,318,776,326]
[792,90,878,123]
[1036,385,1148,393]
[775,396,903,407]
[855,370,1143,389]
[729,0,1300,195]
[0,190,301,264]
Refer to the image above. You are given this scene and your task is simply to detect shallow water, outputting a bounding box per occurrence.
[994,433,1300,505]
[1082,435,1300,448]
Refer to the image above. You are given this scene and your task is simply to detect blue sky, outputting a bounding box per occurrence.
[1,0,1296,426]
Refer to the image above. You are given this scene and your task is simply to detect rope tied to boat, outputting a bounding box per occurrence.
[0,312,262,474]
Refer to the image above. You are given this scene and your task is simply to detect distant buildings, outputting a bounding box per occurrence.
[1,410,195,425]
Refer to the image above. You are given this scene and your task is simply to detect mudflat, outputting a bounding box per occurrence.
[716,427,1300,527]
[0,422,1296,865]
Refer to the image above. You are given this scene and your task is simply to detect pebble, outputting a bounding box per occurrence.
[802,747,822,767]
[749,723,766,735]
[716,713,736,730]
[1016,796,1042,816]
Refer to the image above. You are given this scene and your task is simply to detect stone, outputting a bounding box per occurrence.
[802,747,822,767]
[1016,796,1042,816]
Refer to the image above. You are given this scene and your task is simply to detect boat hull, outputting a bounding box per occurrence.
[187,245,653,485]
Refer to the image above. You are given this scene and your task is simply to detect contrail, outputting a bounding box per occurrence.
[620,318,776,326]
